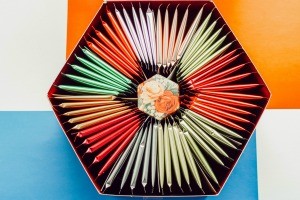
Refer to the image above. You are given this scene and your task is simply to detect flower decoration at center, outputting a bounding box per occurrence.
[138,74,179,120]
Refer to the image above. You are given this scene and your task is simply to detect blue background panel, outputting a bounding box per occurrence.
[0,112,258,199]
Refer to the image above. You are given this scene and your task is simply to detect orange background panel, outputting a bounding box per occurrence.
[66,0,300,109]
[66,0,103,57]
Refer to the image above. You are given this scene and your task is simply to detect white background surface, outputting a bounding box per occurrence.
[0,1,299,199]
[0,0,67,110]
[257,110,300,200]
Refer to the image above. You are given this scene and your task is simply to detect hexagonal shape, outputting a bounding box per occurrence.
[48,0,270,197]
[137,74,179,120]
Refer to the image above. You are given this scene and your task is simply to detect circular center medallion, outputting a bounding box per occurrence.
[137,74,180,120]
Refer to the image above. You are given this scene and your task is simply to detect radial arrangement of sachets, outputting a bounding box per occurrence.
[48,1,270,196]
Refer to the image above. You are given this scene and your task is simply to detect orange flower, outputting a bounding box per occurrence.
[155,91,179,114]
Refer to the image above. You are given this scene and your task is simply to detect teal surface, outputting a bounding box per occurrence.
[0,112,258,199]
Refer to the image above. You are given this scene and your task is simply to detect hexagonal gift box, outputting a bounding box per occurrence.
[48,0,270,197]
